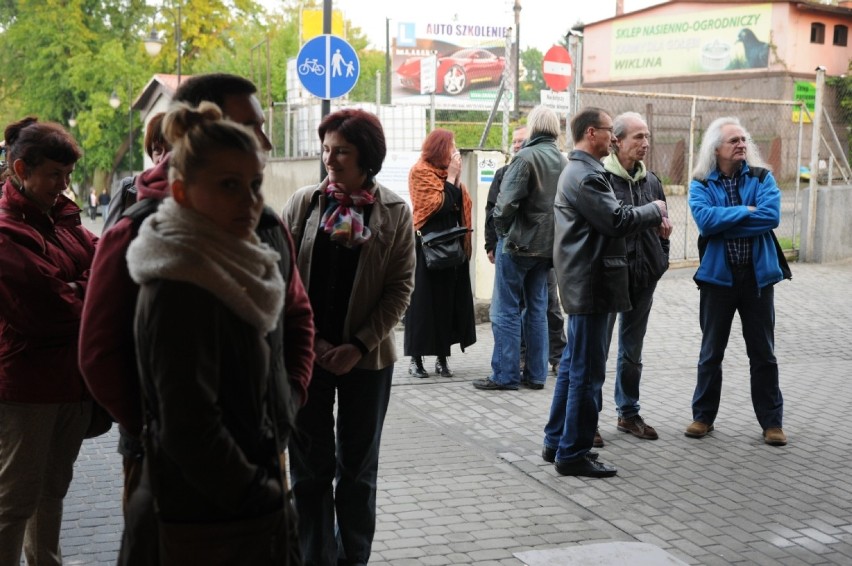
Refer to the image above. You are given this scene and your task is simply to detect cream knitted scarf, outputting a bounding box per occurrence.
[127,198,284,334]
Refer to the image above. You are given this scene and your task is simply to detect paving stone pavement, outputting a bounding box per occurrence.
[59,259,852,565]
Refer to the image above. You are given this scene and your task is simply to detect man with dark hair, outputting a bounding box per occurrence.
[543,107,666,478]
[171,73,271,151]
[78,73,313,561]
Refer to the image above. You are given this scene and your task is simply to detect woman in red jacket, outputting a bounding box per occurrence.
[0,117,97,565]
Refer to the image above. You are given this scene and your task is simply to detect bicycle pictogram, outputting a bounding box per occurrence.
[298,58,325,76]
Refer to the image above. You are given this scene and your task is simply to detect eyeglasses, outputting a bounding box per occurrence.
[593,126,614,132]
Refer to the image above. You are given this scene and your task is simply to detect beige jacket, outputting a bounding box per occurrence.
[283,179,415,370]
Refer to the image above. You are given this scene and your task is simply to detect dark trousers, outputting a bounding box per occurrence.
[289,364,393,566]
[693,266,783,429]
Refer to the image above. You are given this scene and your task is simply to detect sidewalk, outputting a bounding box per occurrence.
[61,259,852,565]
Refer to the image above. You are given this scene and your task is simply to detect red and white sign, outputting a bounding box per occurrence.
[542,45,573,92]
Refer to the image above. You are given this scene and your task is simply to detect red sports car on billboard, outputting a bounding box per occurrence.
[396,48,505,96]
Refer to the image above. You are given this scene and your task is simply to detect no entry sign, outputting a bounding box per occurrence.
[542,45,573,92]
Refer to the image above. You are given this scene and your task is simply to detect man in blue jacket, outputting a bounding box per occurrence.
[686,116,788,447]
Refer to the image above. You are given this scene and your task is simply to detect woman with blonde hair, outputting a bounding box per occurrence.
[404,128,476,378]
[125,101,293,563]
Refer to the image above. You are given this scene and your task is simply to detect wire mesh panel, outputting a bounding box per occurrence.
[268,81,847,263]
[575,88,809,260]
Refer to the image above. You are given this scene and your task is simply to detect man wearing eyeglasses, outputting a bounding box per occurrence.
[685,116,788,447]
[543,107,667,478]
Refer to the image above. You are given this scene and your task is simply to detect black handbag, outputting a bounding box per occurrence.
[418,226,471,270]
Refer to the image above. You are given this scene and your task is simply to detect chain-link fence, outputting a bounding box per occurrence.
[268,79,849,263]
[575,88,812,262]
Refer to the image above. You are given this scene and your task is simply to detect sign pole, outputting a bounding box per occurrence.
[321,0,332,180]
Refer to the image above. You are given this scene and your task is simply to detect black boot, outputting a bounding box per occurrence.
[435,356,454,377]
[409,356,428,378]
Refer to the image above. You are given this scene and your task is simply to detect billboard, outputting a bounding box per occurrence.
[392,18,511,110]
[610,3,772,79]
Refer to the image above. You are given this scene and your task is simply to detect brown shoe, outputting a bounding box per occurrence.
[593,428,604,448]
[763,427,787,446]
[684,421,714,438]
[617,415,658,440]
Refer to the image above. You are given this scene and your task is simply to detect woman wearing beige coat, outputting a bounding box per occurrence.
[282,108,415,566]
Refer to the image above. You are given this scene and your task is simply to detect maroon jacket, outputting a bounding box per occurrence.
[0,181,97,402]
[78,157,315,435]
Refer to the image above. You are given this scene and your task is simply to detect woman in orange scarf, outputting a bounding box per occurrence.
[404,129,476,378]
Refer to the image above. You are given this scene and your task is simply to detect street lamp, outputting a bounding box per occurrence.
[109,91,121,109]
[68,114,77,128]
[143,2,182,84]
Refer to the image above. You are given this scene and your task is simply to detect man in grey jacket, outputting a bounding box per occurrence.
[543,107,666,478]
[473,106,567,391]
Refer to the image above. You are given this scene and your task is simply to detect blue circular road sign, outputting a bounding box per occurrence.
[297,34,360,100]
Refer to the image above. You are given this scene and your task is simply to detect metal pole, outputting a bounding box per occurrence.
[176,2,181,84]
[430,91,435,132]
[792,102,804,252]
[685,96,697,261]
[128,77,133,174]
[513,0,521,117]
[320,0,332,180]
[805,68,825,262]
[385,18,391,105]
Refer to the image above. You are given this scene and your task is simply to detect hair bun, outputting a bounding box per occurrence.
[4,116,39,148]
[162,101,224,144]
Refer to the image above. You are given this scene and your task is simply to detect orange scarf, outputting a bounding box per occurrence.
[408,159,473,258]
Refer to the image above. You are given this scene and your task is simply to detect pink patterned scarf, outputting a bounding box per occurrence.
[319,183,376,248]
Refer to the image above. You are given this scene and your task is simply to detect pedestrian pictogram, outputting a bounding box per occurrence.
[297,34,360,100]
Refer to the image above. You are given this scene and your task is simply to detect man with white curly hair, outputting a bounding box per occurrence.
[686,116,789,447]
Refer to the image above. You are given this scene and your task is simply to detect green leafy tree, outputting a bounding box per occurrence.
[0,0,152,190]
[518,47,544,104]
[0,0,271,191]
[827,63,851,161]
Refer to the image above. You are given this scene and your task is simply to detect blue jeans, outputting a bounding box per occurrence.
[605,282,657,419]
[490,239,550,387]
[543,313,610,462]
[520,268,567,367]
[693,266,783,429]
[289,364,393,566]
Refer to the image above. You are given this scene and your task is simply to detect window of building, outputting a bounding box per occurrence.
[834,25,848,47]
[811,22,825,44]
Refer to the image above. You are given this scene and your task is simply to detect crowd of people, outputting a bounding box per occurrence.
[0,68,789,564]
